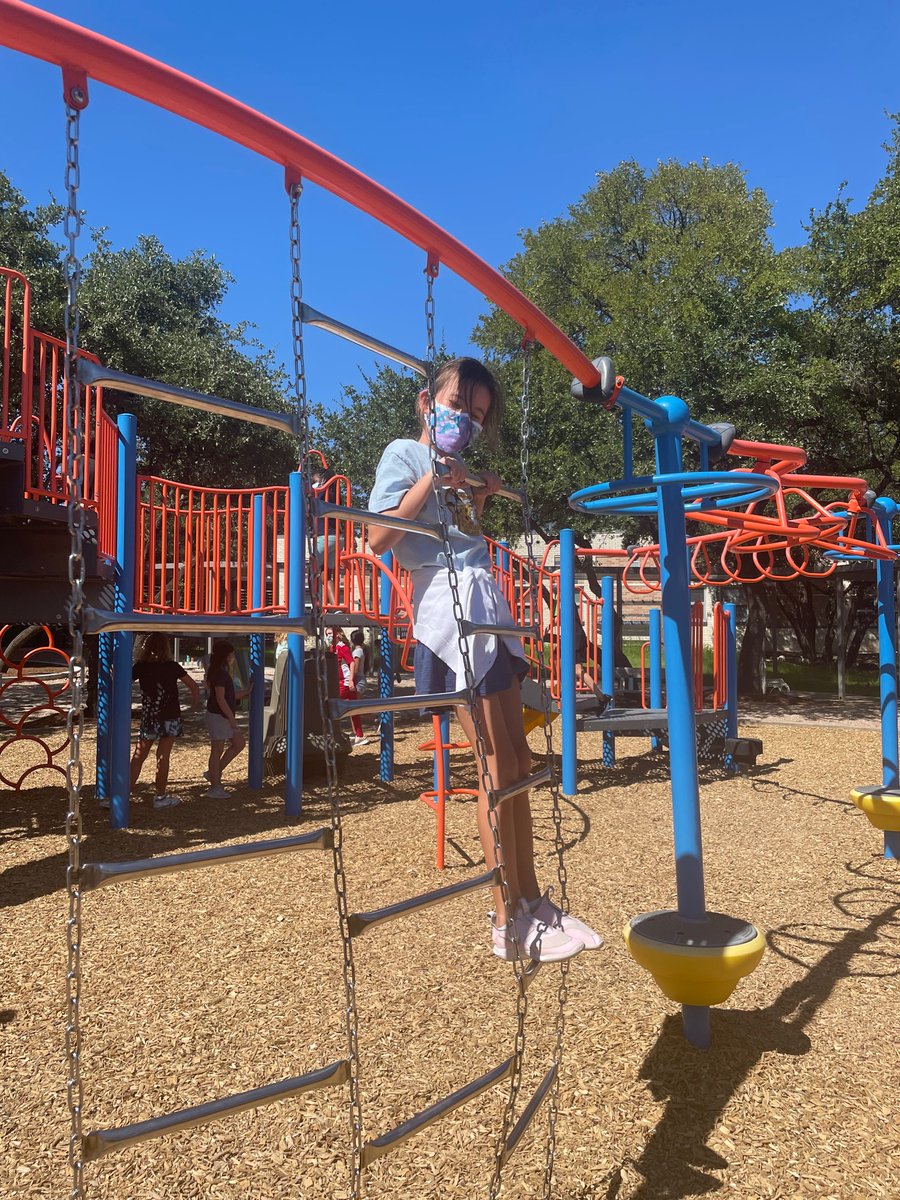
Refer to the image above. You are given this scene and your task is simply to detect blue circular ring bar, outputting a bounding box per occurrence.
[569,470,778,517]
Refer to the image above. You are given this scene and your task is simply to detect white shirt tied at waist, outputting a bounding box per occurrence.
[413,563,527,689]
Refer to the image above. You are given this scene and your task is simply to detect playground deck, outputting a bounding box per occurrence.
[2,718,898,1199]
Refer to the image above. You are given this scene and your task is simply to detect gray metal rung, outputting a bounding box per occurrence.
[500,1063,558,1167]
[319,611,385,630]
[82,1059,350,1162]
[79,829,333,892]
[331,689,468,719]
[83,609,309,637]
[315,499,442,542]
[78,358,296,436]
[348,868,500,938]
[458,620,538,639]
[301,302,427,377]
[360,1057,513,1169]
[491,766,553,806]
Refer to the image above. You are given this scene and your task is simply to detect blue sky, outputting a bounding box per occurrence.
[2,0,898,412]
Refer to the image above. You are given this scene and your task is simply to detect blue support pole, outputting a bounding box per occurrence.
[285,472,305,817]
[654,409,709,1047]
[560,529,577,796]
[110,413,136,829]
[601,574,615,767]
[95,631,113,800]
[436,712,451,794]
[873,500,900,859]
[724,602,738,742]
[248,494,265,789]
[379,550,395,783]
[649,606,662,751]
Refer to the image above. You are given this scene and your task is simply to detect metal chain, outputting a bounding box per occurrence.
[62,98,87,1200]
[422,269,529,1200]
[289,182,364,1197]
[516,342,570,1198]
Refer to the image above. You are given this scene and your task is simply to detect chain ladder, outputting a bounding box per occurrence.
[62,97,87,1200]
[288,182,364,1197]
[422,268,529,1200]
[516,342,569,1199]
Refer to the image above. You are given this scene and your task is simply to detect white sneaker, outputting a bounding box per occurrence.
[204,785,229,800]
[153,795,181,809]
[530,888,604,950]
[351,736,371,748]
[491,902,584,963]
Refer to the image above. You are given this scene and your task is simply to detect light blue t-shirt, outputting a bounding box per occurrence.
[368,439,493,576]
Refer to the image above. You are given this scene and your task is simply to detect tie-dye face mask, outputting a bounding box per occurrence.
[432,401,479,453]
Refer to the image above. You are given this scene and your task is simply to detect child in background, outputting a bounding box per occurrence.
[334,629,369,748]
[130,632,200,808]
[350,629,370,695]
[368,357,602,963]
[204,639,252,797]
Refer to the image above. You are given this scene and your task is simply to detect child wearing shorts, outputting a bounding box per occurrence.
[130,632,200,808]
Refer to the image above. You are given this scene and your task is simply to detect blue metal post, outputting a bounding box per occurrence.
[654,407,709,1047]
[285,472,305,817]
[649,606,662,751]
[601,574,615,767]
[560,529,577,796]
[95,631,112,799]
[724,602,738,742]
[248,494,265,789]
[110,413,136,829]
[874,500,900,859]
[436,712,451,794]
[379,550,395,783]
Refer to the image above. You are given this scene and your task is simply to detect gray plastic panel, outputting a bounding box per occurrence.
[629,909,758,949]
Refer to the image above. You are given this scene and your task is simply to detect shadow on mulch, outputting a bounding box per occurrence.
[596,860,900,1200]
[0,733,437,908]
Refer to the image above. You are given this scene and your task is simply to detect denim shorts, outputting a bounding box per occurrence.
[314,534,338,564]
[413,641,528,711]
[138,717,183,742]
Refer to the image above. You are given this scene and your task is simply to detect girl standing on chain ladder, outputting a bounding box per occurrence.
[368,357,603,962]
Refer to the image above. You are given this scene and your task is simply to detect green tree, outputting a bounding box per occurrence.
[792,115,900,495]
[0,172,65,333]
[80,234,297,488]
[472,158,807,543]
[311,362,422,500]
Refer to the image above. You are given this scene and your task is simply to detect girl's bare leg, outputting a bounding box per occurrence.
[154,736,175,795]
[130,739,152,789]
[455,679,534,925]
[208,741,226,787]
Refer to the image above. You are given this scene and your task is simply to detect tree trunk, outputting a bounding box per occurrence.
[738,584,768,695]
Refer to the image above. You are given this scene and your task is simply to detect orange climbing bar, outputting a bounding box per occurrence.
[0,0,601,386]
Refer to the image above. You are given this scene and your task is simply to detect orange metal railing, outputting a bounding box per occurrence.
[0,266,117,559]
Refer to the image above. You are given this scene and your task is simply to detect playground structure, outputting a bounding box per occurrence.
[1,1,899,1195]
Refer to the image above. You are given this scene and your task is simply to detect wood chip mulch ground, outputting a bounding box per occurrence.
[2,711,899,1199]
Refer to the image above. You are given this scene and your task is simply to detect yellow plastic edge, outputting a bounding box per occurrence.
[623,922,766,1007]
[850,789,900,832]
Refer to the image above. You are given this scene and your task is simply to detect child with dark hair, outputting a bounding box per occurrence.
[130,632,200,809]
[204,639,252,798]
[368,357,602,962]
[334,629,369,748]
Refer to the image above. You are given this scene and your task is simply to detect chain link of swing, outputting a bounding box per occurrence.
[517,340,569,1198]
[288,181,365,1199]
[423,266,530,1199]
[62,95,87,1200]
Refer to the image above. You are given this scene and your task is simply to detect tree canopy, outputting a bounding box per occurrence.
[0,175,297,488]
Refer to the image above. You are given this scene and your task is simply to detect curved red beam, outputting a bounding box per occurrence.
[0,0,601,388]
